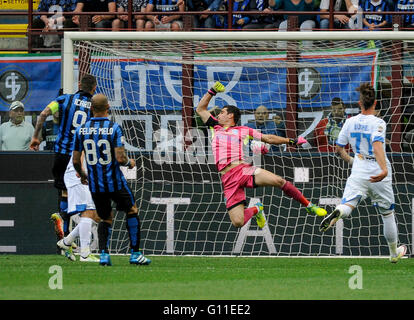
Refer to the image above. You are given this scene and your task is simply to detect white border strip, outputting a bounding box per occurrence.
[64,31,414,42]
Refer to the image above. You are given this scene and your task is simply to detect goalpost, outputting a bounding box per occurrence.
[63,31,414,257]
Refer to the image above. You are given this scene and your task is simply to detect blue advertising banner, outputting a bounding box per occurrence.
[95,49,379,111]
[0,55,61,111]
[0,50,379,112]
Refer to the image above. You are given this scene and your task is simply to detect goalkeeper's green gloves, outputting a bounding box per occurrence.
[208,81,225,96]
[288,136,308,147]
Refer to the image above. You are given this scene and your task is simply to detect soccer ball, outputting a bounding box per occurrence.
[402,129,414,152]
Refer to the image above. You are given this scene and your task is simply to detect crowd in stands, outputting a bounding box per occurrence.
[31,0,414,47]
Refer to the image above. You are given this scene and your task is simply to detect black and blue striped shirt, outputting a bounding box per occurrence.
[73,117,128,193]
[54,90,92,155]
[362,0,391,26]
[397,0,414,26]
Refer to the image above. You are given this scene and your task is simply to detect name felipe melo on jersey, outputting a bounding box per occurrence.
[77,127,114,135]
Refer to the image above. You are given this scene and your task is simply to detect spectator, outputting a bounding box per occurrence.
[242,0,281,30]
[319,0,358,30]
[362,0,391,31]
[186,0,222,30]
[72,0,116,31]
[314,97,347,152]
[270,0,316,49]
[145,0,185,31]
[214,0,252,30]
[112,0,149,31]
[396,0,414,29]
[246,105,285,152]
[0,101,34,151]
[32,0,78,48]
[41,112,59,151]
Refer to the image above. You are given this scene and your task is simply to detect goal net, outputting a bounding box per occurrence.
[63,31,414,257]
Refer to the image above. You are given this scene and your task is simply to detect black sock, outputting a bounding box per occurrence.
[98,221,111,253]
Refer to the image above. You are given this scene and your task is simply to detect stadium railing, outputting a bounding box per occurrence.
[0,2,412,53]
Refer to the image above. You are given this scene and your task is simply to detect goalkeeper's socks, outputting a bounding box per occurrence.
[243,207,258,226]
[98,221,112,253]
[126,214,141,252]
[79,217,93,252]
[281,181,310,207]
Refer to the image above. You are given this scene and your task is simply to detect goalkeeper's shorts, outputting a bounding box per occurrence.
[221,163,258,210]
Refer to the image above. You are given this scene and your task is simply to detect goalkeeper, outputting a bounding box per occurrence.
[196,81,327,229]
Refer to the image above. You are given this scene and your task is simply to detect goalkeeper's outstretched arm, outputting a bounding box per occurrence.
[262,134,307,147]
[196,81,225,124]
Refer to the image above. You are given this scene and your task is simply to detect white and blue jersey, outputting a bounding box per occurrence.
[336,114,394,210]
[336,113,391,181]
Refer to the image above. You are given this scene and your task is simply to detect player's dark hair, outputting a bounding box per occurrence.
[80,74,97,93]
[356,83,376,110]
[331,97,344,106]
[223,105,241,125]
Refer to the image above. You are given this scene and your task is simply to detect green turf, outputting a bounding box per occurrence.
[0,255,413,300]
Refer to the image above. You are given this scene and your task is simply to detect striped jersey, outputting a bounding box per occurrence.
[362,0,391,26]
[205,115,262,171]
[396,0,414,26]
[73,117,128,193]
[52,90,92,155]
[148,0,180,12]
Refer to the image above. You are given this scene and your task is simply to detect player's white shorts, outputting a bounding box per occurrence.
[342,174,395,211]
[66,183,96,215]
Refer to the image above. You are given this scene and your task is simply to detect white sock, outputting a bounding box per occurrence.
[79,217,93,257]
[336,204,353,219]
[64,224,79,245]
[381,213,398,257]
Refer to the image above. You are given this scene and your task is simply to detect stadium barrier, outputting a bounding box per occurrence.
[0,152,412,255]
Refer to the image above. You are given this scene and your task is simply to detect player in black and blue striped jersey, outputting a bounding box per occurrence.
[72,93,151,266]
[30,74,97,253]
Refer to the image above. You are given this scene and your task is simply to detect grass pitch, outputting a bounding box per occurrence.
[1,255,413,300]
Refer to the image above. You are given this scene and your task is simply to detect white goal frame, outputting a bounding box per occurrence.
[62,31,414,94]
[62,31,414,257]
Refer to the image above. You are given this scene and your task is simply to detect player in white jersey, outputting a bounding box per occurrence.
[57,154,101,262]
[320,83,407,263]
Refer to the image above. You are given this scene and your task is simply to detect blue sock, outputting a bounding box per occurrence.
[126,214,140,252]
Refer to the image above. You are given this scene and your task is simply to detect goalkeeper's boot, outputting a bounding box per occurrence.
[390,245,407,264]
[99,250,112,266]
[254,202,266,229]
[80,255,100,262]
[306,204,327,217]
[130,250,151,265]
[319,208,342,232]
[51,213,64,240]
